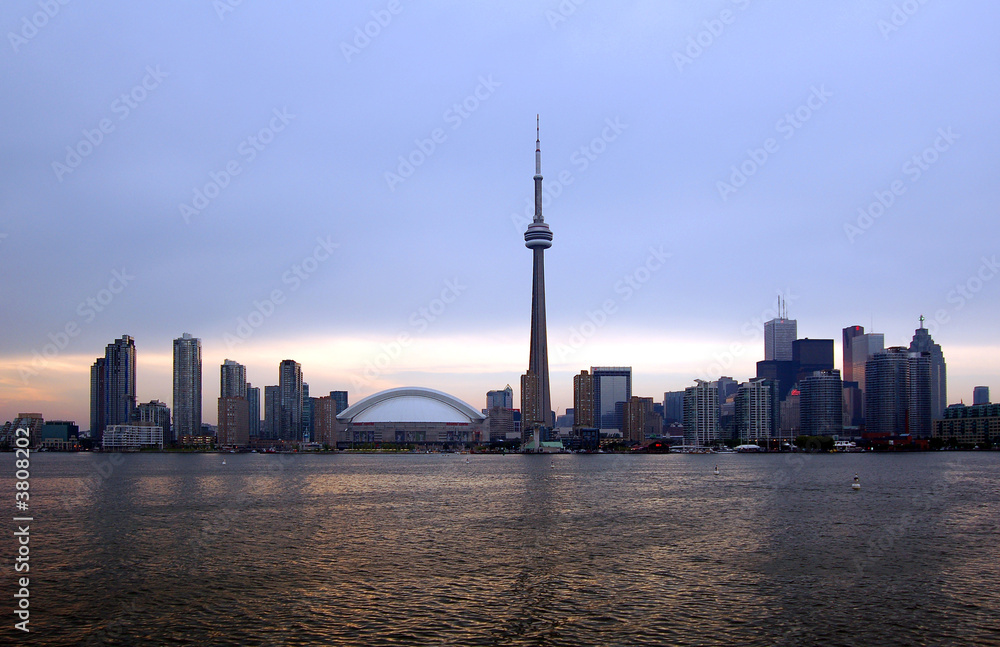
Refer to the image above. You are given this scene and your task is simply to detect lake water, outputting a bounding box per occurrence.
[3,451,999,645]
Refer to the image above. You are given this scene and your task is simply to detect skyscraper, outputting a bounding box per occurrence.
[172,333,202,440]
[278,359,303,441]
[218,359,249,448]
[263,385,280,440]
[220,359,247,398]
[522,117,554,437]
[573,370,595,429]
[973,386,990,405]
[91,335,137,442]
[246,384,261,438]
[907,351,932,438]
[842,326,865,383]
[330,390,349,414]
[592,367,632,431]
[764,317,797,361]
[865,347,909,435]
[799,369,843,436]
[90,356,106,438]
[734,378,777,444]
[487,385,514,410]
[302,382,315,442]
[909,316,946,420]
[133,399,171,444]
[683,380,719,447]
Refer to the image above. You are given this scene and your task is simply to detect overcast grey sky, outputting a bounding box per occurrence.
[2,0,998,425]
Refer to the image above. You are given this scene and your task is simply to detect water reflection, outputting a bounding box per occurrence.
[9,452,1000,645]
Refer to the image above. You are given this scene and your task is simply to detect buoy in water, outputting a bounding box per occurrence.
[713,465,719,476]
[852,473,861,490]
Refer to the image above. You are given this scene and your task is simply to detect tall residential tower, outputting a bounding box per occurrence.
[172,333,202,440]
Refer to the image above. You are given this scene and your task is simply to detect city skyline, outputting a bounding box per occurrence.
[3,2,999,426]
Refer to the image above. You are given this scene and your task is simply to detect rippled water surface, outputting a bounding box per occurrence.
[4,451,999,645]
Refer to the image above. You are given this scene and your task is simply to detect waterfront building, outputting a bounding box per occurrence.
[40,420,79,450]
[278,359,303,441]
[102,424,163,451]
[172,333,202,440]
[865,347,910,435]
[487,385,514,410]
[909,317,947,420]
[799,369,843,436]
[263,385,280,440]
[623,396,658,445]
[1,413,45,449]
[302,382,315,442]
[90,357,105,440]
[220,359,247,398]
[973,386,990,405]
[908,351,933,439]
[592,366,632,432]
[336,387,485,448]
[487,406,516,443]
[521,118,555,447]
[246,384,260,438]
[764,317,797,361]
[573,370,595,429]
[133,400,171,444]
[683,380,719,447]
[934,403,1000,446]
[218,397,250,448]
[734,378,777,444]
[91,335,137,442]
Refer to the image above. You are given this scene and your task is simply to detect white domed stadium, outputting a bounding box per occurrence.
[335,386,486,447]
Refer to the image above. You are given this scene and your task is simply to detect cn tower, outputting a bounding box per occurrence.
[523,116,554,433]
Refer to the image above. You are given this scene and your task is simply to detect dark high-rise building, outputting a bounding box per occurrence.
[764,318,797,361]
[973,386,990,405]
[246,384,260,438]
[172,333,202,439]
[573,370,595,429]
[907,351,932,438]
[909,317,946,420]
[91,335,137,442]
[865,347,910,435]
[263,385,280,440]
[487,385,514,410]
[800,369,843,436]
[592,367,632,431]
[842,326,865,383]
[756,360,798,402]
[663,390,684,424]
[522,118,555,438]
[302,383,316,442]
[793,338,834,383]
[330,391,349,414]
[220,359,247,398]
[278,359,303,441]
[90,357,106,439]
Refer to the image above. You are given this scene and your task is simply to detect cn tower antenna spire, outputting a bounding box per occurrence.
[534,115,543,222]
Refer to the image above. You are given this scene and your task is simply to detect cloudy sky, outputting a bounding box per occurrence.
[2,0,998,426]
